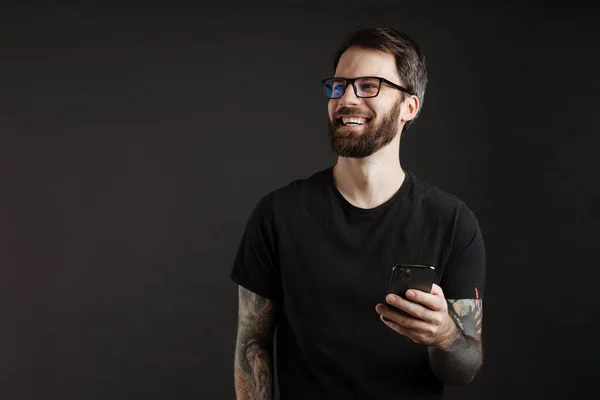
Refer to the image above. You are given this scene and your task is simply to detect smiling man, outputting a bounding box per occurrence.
[230,28,486,400]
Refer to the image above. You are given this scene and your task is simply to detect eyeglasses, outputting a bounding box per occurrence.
[321,76,414,99]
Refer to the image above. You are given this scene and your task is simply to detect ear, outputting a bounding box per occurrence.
[400,95,420,123]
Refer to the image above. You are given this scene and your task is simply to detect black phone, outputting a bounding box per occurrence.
[387,264,436,299]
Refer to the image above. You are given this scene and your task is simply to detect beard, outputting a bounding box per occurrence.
[327,100,402,158]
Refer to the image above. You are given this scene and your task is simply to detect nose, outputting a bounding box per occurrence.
[336,83,361,107]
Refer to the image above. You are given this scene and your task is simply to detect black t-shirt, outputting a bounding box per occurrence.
[230,166,486,399]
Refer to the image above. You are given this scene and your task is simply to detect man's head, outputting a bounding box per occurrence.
[325,28,428,158]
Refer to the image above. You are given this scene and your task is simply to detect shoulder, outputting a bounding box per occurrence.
[408,172,464,212]
[250,166,332,216]
[266,166,332,206]
[406,172,478,227]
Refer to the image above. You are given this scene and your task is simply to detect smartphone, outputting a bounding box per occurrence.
[387,264,436,299]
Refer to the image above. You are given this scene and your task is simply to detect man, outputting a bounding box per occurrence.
[230,27,485,399]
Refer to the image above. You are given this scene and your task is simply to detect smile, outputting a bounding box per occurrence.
[338,117,369,126]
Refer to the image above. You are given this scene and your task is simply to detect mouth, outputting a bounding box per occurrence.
[336,116,370,126]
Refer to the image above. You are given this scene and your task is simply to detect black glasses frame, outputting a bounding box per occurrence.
[321,76,414,99]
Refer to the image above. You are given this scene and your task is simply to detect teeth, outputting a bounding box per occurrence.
[341,117,366,125]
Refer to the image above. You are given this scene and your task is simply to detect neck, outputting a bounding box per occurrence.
[332,136,405,210]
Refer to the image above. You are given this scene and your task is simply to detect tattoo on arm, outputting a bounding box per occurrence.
[234,287,279,400]
[447,299,483,343]
[428,299,483,387]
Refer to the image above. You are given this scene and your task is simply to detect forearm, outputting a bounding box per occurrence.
[234,339,274,400]
[428,328,482,386]
[234,287,278,400]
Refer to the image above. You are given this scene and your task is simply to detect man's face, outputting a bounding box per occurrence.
[327,47,406,158]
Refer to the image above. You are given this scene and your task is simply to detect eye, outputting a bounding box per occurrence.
[330,85,346,96]
[358,79,380,94]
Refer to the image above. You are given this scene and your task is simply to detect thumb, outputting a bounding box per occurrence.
[430,283,444,296]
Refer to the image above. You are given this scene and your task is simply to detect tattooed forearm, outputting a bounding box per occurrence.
[428,299,483,387]
[447,299,482,337]
[234,286,279,400]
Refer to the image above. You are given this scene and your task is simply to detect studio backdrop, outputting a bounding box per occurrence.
[1,2,598,399]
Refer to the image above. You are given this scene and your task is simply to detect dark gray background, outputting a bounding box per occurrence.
[1,1,599,399]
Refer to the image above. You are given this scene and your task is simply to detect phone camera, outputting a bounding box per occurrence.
[394,268,412,281]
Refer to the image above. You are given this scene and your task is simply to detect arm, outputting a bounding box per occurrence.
[427,203,485,386]
[427,298,483,387]
[375,286,483,387]
[234,286,279,400]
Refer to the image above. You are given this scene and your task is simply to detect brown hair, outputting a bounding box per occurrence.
[332,27,428,132]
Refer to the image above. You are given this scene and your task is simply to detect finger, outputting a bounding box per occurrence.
[379,313,429,342]
[377,303,410,322]
[430,283,443,295]
[405,288,446,312]
[377,304,434,332]
[385,294,438,321]
[380,313,411,337]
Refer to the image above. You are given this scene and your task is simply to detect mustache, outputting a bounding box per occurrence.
[334,107,374,119]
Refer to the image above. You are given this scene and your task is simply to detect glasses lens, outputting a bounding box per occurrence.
[324,79,347,98]
[356,78,381,97]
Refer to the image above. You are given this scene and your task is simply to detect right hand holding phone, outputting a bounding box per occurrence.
[375,283,459,349]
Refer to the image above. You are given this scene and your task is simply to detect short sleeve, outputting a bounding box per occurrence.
[229,192,283,301]
[440,202,486,300]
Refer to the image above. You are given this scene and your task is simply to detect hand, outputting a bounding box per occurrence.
[375,283,459,349]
